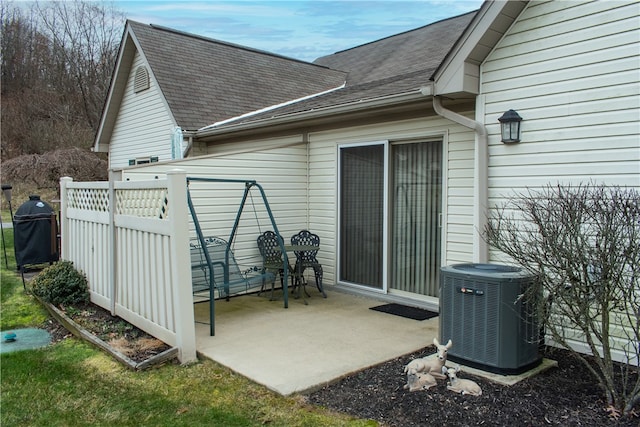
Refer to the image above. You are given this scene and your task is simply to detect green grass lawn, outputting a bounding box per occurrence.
[0,229,375,427]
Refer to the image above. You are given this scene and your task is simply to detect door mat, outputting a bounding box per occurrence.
[369,303,438,321]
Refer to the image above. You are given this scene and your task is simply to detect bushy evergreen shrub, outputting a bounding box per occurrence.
[30,260,90,306]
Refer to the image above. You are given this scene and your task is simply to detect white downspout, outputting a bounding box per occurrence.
[303,132,311,227]
[181,132,195,157]
[431,93,489,263]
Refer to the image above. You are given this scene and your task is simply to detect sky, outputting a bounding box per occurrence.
[114,1,484,62]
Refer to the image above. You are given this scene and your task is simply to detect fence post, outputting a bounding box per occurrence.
[166,169,197,363]
[59,176,73,260]
[108,170,117,315]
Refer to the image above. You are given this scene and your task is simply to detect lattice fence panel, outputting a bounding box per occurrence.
[68,188,109,211]
[115,187,170,218]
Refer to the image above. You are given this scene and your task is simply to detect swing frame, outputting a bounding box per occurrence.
[186,177,290,336]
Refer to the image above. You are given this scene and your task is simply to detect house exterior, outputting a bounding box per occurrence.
[94,20,347,166]
[93,0,639,361]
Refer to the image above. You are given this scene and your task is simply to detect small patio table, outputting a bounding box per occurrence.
[281,244,319,304]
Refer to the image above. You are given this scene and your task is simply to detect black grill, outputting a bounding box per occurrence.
[13,195,59,273]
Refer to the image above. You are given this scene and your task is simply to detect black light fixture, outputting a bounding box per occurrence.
[498,109,522,143]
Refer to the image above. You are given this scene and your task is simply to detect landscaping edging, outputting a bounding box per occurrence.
[38,297,178,370]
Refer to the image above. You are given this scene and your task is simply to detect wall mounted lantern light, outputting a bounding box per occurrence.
[498,109,522,143]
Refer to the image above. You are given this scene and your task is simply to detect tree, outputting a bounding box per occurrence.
[484,183,639,417]
[0,1,123,159]
[33,0,123,131]
[1,2,54,157]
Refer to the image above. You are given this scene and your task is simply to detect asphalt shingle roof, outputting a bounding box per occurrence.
[127,10,476,132]
[313,11,475,87]
[210,11,476,127]
[128,21,347,130]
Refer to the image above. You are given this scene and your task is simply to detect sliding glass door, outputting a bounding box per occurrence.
[390,141,442,297]
[338,140,442,297]
[339,144,385,289]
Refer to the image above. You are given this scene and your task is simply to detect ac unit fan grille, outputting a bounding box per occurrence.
[440,264,541,375]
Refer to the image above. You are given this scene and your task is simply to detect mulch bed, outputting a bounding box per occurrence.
[306,346,639,426]
[42,302,171,363]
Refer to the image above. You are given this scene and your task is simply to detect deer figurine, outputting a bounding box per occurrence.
[403,372,437,392]
[404,337,452,379]
[443,365,482,396]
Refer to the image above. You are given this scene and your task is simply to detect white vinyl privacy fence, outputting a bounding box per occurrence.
[59,170,196,363]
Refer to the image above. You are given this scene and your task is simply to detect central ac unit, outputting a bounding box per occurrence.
[439,263,542,375]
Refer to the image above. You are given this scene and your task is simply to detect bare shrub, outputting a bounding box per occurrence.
[484,183,639,417]
[1,147,107,187]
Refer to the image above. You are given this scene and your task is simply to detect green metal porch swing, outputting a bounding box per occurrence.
[186,177,290,336]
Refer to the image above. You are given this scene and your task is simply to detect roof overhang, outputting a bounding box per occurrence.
[92,24,135,153]
[195,85,436,141]
[195,2,530,141]
[433,0,528,98]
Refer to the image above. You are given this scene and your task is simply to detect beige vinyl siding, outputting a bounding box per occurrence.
[482,0,639,363]
[125,113,477,289]
[122,137,308,271]
[483,0,639,201]
[308,115,476,285]
[109,51,176,169]
[446,130,476,265]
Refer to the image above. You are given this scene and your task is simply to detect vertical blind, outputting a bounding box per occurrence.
[339,145,384,288]
[339,141,442,296]
[391,141,442,297]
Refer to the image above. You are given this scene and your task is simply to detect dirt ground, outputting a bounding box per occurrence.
[44,303,638,426]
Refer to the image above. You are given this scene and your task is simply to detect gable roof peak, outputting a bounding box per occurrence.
[332,10,478,57]
[124,19,347,131]
[127,20,322,68]
[313,10,477,88]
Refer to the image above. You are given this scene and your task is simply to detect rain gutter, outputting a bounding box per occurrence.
[195,89,431,139]
[423,84,488,263]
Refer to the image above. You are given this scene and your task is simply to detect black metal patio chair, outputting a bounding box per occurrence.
[291,230,326,298]
[257,230,294,300]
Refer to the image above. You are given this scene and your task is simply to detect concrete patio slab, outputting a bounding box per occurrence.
[194,288,439,395]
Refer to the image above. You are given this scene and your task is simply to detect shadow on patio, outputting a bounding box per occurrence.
[194,288,439,395]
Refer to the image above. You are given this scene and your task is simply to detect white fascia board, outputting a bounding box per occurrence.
[93,25,134,153]
[434,1,528,96]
